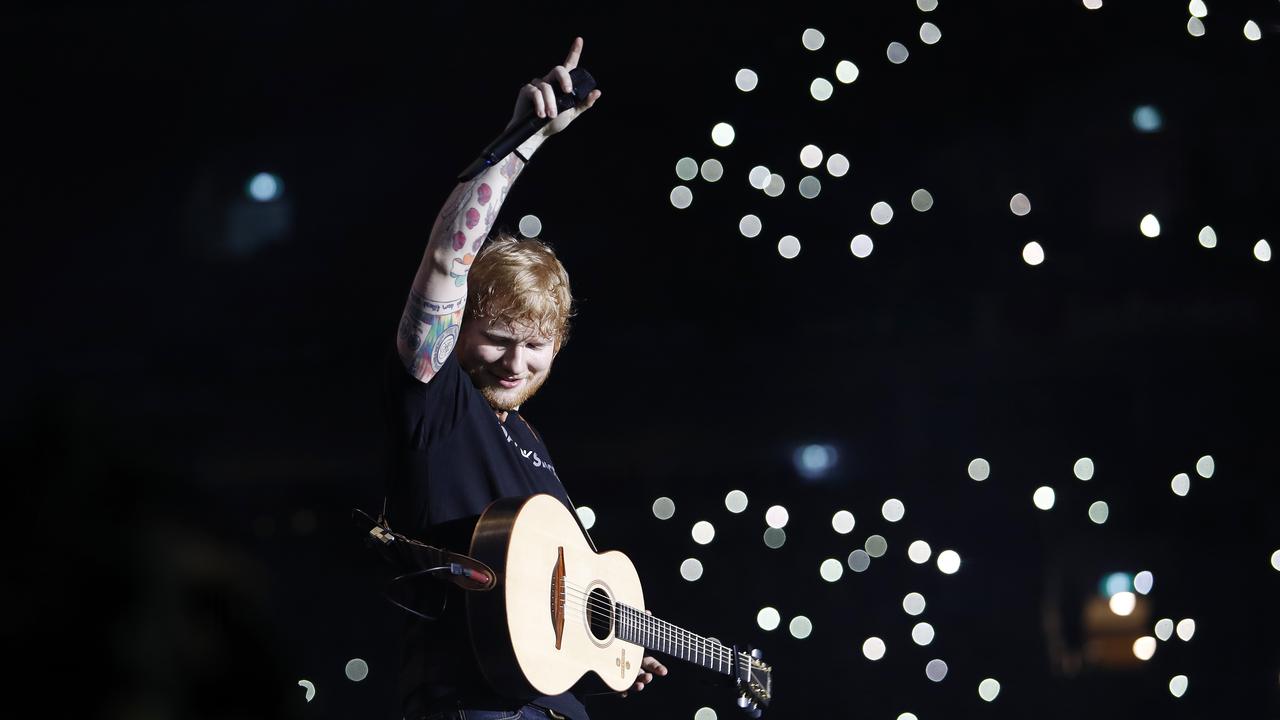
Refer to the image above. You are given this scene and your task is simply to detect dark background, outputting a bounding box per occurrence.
[5,1,1278,718]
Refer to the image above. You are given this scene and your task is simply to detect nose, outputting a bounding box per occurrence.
[498,344,526,375]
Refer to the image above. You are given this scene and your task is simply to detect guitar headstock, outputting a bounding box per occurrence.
[733,646,773,717]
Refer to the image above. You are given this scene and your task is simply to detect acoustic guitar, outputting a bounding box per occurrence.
[466,493,774,715]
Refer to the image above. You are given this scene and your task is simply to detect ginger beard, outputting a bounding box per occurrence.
[467,363,551,412]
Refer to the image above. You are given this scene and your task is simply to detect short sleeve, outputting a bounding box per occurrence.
[382,340,475,451]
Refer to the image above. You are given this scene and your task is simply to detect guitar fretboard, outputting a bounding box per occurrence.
[614,601,745,677]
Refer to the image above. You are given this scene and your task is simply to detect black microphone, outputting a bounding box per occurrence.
[457,67,596,181]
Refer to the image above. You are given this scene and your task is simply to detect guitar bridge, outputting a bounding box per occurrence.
[551,546,565,650]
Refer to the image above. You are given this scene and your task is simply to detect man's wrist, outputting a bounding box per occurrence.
[515,135,545,162]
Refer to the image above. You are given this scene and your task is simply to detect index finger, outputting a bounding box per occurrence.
[562,36,583,70]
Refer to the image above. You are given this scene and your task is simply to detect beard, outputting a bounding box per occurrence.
[469,367,550,412]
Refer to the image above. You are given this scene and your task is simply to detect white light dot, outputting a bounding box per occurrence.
[1074,457,1095,480]
[1033,486,1056,510]
[937,549,961,574]
[1087,501,1109,524]
[1189,0,1207,19]
[670,185,693,209]
[820,559,844,582]
[764,174,786,197]
[925,659,948,682]
[1082,0,1103,9]
[917,0,938,10]
[865,534,888,558]
[800,144,824,169]
[862,637,886,661]
[835,60,860,84]
[576,506,597,530]
[908,540,932,564]
[903,592,926,616]
[887,42,910,64]
[675,157,698,181]
[518,214,543,238]
[1009,193,1031,216]
[725,490,749,513]
[850,234,874,258]
[1176,618,1196,641]
[1187,17,1206,37]
[798,176,823,199]
[832,510,855,534]
[882,499,906,522]
[1134,570,1154,595]
[247,172,282,202]
[748,166,771,190]
[1140,213,1161,238]
[968,458,991,481]
[692,520,715,545]
[912,622,935,646]
[765,505,790,529]
[700,159,724,182]
[1244,20,1262,41]
[1195,455,1214,478]
[757,607,780,631]
[680,558,704,581]
[1155,618,1174,641]
[777,235,801,259]
[919,22,941,45]
[711,122,735,147]
[1198,226,1217,248]
[978,678,1001,701]
[1254,239,1272,262]
[810,78,834,102]
[1171,472,1191,497]
[1272,549,1280,571]
[1109,591,1137,616]
[735,69,759,92]
[345,658,369,682]
[763,527,787,549]
[652,497,675,520]
[1022,241,1045,266]
[298,679,315,702]
[739,215,762,238]
[826,153,850,177]
[871,201,894,225]
[911,188,934,211]
[1169,674,1189,698]
[1133,636,1157,661]
[848,549,871,572]
[802,28,825,51]
[789,615,814,639]
[695,707,718,720]
[898,715,918,720]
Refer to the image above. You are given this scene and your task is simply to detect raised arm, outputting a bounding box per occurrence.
[396,37,601,383]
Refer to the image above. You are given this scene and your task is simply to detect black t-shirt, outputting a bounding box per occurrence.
[382,341,589,720]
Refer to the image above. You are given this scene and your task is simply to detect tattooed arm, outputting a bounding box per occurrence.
[396,36,601,383]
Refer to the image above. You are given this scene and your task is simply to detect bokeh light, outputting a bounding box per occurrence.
[1134,570,1154,594]
[1102,572,1132,597]
[1189,0,1207,18]
[865,535,888,558]
[681,558,704,581]
[739,214,762,238]
[978,678,1001,701]
[1022,241,1045,266]
[1171,472,1191,496]
[777,235,800,259]
[1169,674,1189,698]
[826,153,850,177]
[700,159,724,182]
[968,457,991,481]
[764,174,786,197]
[912,622,935,646]
[1244,20,1261,42]
[345,658,369,682]
[850,234,874,258]
[1140,213,1161,238]
[1272,549,1280,572]
[789,616,814,639]
[887,42,910,64]
[871,201,894,225]
[836,60,859,84]
[695,707,717,720]
[925,659,948,682]
[766,505,790,529]
[1109,591,1136,616]
[1176,618,1196,641]
[802,28,825,51]
[764,527,787,549]
[911,188,934,211]
[735,69,758,92]
[863,637,886,661]
[748,166,771,189]
[810,78,834,102]
[917,0,937,10]
[848,549,871,572]
[1255,239,1272,262]
[1132,105,1163,133]
[1187,17,1206,37]
[675,157,698,181]
[882,498,905,522]
[1155,618,1174,640]
[1009,193,1031,216]
[832,510,856,534]
[757,607,780,631]
[820,559,844,582]
[670,185,693,209]
[1133,636,1157,661]
[247,172,282,202]
[653,497,675,520]
[725,490,749,513]
[903,592,926,616]
[711,123,735,147]
[798,176,822,199]
[800,144,824,169]
[937,550,961,574]
[1074,457,1095,480]
[1198,226,1217,248]
[518,214,542,238]
[908,540,932,564]
[692,520,715,544]
[1087,501,1109,524]
[1033,486,1056,510]
[577,506,597,529]
[919,22,941,45]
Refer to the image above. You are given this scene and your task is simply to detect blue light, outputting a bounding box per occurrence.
[793,444,838,479]
[247,172,283,202]
[1100,571,1133,597]
[1132,105,1162,133]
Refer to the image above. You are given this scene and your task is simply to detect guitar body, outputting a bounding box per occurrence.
[467,493,647,698]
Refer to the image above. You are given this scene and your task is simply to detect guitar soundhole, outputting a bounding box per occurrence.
[585,587,613,641]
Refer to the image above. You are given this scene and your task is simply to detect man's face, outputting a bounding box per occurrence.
[455,316,558,412]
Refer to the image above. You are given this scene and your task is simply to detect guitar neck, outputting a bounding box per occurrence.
[614,601,746,677]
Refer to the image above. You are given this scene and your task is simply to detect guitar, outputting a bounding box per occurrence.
[466,493,774,715]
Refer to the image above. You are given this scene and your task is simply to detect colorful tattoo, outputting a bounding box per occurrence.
[450,254,475,287]
[477,183,492,204]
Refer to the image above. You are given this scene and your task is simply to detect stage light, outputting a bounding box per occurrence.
[798,176,822,199]
[836,60,860,84]
[832,510,856,534]
[749,166,771,189]
[1244,20,1261,41]
[764,174,786,197]
[1109,591,1136,616]
[1171,472,1191,496]
[789,616,813,639]
[968,457,991,481]
[1074,457,1095,480]
[1022,241,1045,266]
[692,520,715,544]
[887,42,910,64]
[1254,239,1272,262]
[1198,226,1217,248]
[681,558,704,581]
[1188,0,1207,18]
[911,189,934,211]
[863,637,886,660]
[764,527,787,548]
[908,540,932,564]
[1009,192,1031,216]
[937,550,961,574]
[1101,572,1132,597]
[1133,636,1156,661]
[917,0,937,11]
[735,69,759,92]
[676,157,698,180]
[920,22,941,45]
[711,122,735,147]
[882,499,906,522]
[903,592,926,616]
[800,144,824,168]
[810,78,834,102]
[1140,213,1161,237]
[925,659,948,682]
[739,214,762,238]
[700,159,724,182]
[518,214,543,238]
[1176,618,1195,641]
[1134,570,1153,594]
[820,559,844,582]
[653,497,676,520]
[725,490,749,513]
[777,235,800,259]
[757,607,781,631]
[1187,17,1206,37]
[978,678,1001,701]
[765,505,790,529]
[850,234,874,258]
[1195,455,1214,478]
[247,172,282,202]
[794,443,837,478]
[345,658,369,681]
[866,535,888,558]
[1132,105,1162,133]
[1088,501,1109,524]
[1155,618,1174,640]
[802,28,825,51]
[1033,486,1056,510]
[848,549,871,572]
[670,186,693,209]
[1169,674,1188,698]
[826,153,850,177]
[577,506,597,529]
[912,622,935,645]
[871,201,894,225]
